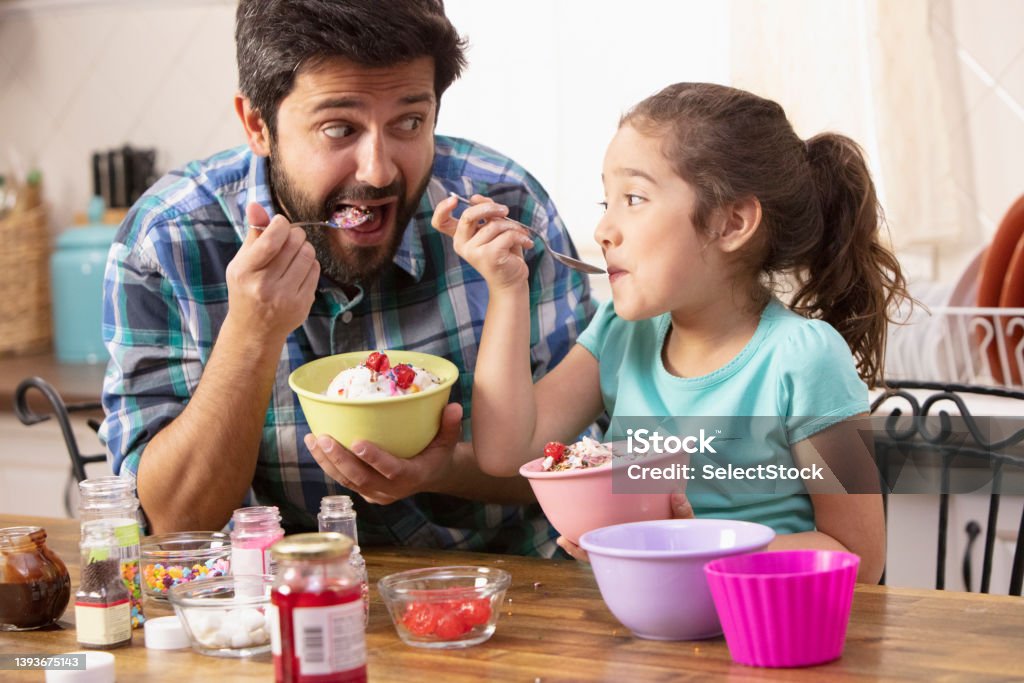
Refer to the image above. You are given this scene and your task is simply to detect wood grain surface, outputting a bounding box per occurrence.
[1,515,1022,682]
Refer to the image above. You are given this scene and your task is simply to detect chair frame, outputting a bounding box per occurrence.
[871,380,1024,595]
[13,376,106,516]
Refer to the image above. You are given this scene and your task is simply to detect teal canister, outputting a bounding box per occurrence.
[50,224,118,363]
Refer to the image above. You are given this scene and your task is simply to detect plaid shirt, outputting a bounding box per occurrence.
[100,136,595,556]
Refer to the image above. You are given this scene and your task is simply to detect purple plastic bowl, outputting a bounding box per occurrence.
[704,550,860,667]
[579,519,775,640]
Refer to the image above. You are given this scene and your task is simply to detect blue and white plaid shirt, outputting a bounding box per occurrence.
[100,136,595,556]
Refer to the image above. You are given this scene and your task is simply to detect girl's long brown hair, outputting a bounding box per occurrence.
[623,83,908,387]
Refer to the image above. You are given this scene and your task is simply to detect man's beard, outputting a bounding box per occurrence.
[268,143,430,285]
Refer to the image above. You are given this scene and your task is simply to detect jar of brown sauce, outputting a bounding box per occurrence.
[0,526,71,630]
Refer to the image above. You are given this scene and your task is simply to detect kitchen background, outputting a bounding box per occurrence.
[0,0,1021,593]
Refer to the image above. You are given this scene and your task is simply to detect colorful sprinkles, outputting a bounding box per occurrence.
[121,559,145,627]
[142,558,230,595]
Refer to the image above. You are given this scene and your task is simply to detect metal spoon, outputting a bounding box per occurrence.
[251,206,377,232]
[448,193,606,275]
[290,221,347,230]
[251,217,368,232]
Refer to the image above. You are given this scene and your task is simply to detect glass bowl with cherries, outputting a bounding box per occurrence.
[378,566,510,649]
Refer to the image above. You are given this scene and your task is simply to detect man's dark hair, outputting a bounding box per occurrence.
[236,0,468,134]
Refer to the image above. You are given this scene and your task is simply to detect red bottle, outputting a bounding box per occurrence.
[269,533,366,683]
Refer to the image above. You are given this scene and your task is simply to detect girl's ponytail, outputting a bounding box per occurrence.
[794,134,907,387]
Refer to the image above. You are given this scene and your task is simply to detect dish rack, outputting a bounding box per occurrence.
[885,306,1024,389]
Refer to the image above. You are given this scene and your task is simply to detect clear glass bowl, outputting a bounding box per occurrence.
[167,574,273,657]
[377,566,511,649]
[140,531,231,601]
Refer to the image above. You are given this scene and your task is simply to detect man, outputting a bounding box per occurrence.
[99,0,594,556]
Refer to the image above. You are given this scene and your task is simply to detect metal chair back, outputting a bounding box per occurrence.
[871,381,1024,595]
[14,375,107,515]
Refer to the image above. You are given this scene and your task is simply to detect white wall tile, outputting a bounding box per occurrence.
[0,3,239,229]
[931,17,989,114]
[0,77,50,168]
[37,118,97,220]
[964,89,1024,229]
[0,14,34,80]
[27,11,113,110]
[999,51,1024,119]
[950,0,1024,80]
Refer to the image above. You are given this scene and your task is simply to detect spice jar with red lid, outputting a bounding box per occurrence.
[0,526,71,631]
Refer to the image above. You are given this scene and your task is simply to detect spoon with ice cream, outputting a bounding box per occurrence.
[253,205,375,231]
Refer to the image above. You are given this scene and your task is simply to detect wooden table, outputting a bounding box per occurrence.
[1,515,1022,682]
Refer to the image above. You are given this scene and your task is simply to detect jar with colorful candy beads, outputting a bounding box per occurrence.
[0,526,71,631]
[140,531,231,601]
[269,533,367,683]
[78,476,144,627]
[317,496,368,624]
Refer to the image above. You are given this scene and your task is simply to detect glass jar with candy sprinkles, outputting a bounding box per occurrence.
[78,477,144,627]
[140,531,231,601]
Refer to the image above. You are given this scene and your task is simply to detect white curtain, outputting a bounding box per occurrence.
[728,0,979,261]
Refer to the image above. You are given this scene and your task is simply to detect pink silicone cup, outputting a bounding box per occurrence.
[703,550,860,668]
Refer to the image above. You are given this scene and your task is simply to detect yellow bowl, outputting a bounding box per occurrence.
[288,351,459,459]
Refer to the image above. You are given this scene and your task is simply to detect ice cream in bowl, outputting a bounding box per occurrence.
[519,437,677,544]
[289,350,459,458]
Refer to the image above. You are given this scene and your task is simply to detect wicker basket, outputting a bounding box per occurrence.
[0,206,52,355]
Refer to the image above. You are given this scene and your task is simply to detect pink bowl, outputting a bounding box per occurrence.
[519,456,673,544]
[704,550,860,668]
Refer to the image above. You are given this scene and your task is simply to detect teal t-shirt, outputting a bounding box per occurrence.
[576,298,868,533]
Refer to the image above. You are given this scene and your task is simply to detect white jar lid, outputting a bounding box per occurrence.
[144,615,191,650]
[44,651,115,683]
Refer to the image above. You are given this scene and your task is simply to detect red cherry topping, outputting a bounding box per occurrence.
[455,598,492,626]
[398,596,492,640]
[366,351,390,373]
[393,364,417,390]
[401,603,438,636]
[434,611,471,639]
[543,441,568,462]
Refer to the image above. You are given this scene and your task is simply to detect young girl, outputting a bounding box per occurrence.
[432,83,906,582]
